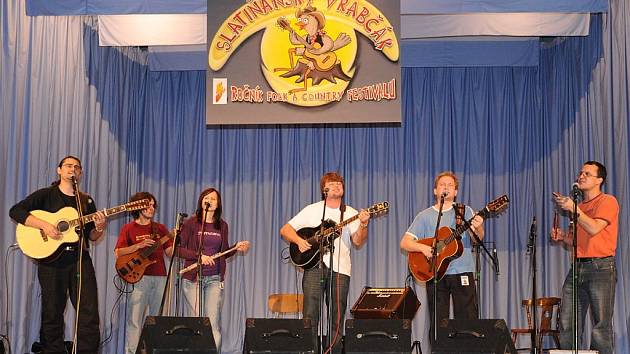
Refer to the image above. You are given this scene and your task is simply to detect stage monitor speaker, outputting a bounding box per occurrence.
[135,316,216,354]
[350,287,420,319]
[243,318,315,354]
[344,319,412,354]
[432,318,517,354]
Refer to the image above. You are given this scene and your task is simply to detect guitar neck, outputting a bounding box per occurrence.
[450,209,485,240]
[139,233,172,258]
[211,245,238,260]
[323,214,360,235]
[68,205,130,228]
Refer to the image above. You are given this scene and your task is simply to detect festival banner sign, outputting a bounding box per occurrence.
[207,0,401,125]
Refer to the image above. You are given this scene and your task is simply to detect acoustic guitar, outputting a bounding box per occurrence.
[16,199,150,262]
[407,195,509,282]
[289,201,389,270]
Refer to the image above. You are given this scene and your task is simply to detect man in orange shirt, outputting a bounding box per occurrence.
[551,161,618,354]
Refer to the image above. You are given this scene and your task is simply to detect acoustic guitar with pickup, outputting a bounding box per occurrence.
[289,201,389,270]
[407,195,509,282]
[16,199,151,262]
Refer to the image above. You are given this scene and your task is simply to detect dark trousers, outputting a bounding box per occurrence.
[37,251,100,354]
[426,272,479,343]
[302,267,350,354]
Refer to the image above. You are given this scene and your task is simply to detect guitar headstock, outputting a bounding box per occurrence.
[125,198,151,211]
[174,213,186,233]
[367,201,390,216]
[277,17,291,31]
[480,195,509,218]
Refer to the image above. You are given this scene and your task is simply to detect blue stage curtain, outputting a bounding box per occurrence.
[1,1,629,353]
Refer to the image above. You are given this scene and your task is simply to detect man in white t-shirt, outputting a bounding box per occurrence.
[280,172,370,354]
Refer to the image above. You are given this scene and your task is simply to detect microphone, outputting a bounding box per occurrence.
[441,191,448,198]
[70,175,79,192]
[526,216,536,255]
[204,202,211,210]
[492,247,499,275]
[323,187,329,197]
[571,182,583,199]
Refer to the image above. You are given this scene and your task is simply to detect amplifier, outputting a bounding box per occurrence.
[135,316,217,354]
[243,318,315,354]
[432,319,516,354]
[345,319,412,353]
[350,287,420,319]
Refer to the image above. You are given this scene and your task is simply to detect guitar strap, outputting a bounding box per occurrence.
[340,203,345,224]
[150,220,156,240]
[455,203,465,228]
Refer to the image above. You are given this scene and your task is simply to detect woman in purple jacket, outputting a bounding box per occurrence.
[179,187,249,352]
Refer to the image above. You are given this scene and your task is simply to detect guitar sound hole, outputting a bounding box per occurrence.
[57,221,69,233]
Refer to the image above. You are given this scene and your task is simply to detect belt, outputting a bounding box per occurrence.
[576,256,613,263]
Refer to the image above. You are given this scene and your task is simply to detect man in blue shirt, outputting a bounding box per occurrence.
[400,171,484,342]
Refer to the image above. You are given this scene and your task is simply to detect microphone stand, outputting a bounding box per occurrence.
[473,242,481,302]
[570,187,581,354]
[70,175,87,354]
[472,240,498,315]
[451,206,497,272]
[431,194,445,344]
[318,191,330,354]
[526,217,537,354]
[197,205,211,318]
[158,212,186,316]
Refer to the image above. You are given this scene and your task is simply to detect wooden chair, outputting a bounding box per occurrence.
[511,297,561,352]
[267,293,304,318]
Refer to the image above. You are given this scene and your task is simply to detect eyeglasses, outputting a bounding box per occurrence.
[62,163,82,170]
[578,171,599,178]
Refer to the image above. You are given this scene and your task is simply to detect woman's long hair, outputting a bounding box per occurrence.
[195,187,223,229]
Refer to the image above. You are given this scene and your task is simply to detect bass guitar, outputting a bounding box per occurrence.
[115,213,186,284]
[16,199,150,262]
[408,195,509,282]
[289,201,389,270]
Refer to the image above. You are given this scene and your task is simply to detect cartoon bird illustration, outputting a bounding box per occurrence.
[275,3,351,93]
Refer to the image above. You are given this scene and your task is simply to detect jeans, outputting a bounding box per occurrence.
[182,275,223,352]
[302,267,350,354]
[559,257,616,354]
[38,251,100,354]
[125,275,167,354]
